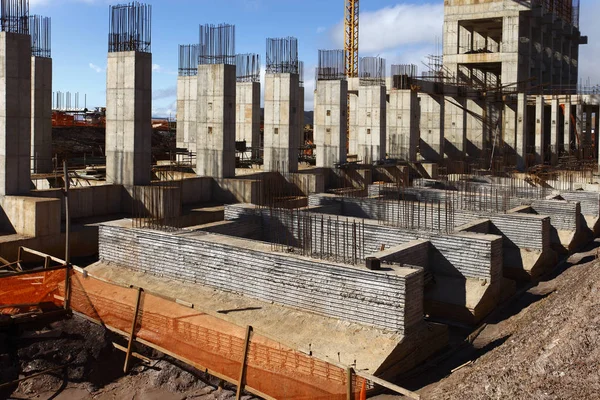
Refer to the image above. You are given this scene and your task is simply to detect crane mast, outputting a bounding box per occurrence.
[344,0,359,78]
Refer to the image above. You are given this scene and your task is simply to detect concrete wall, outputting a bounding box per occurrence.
[357,85,386,163]
[98,224,425,334]
[196,64,236,179]
[419,93,444,161]
[315,80,347,167]
[31,56,52,173]
[176,75,197,152]
[0,196,60,237]
[105,51,152,186]
[264,73,299,172]
[0,32,32,195]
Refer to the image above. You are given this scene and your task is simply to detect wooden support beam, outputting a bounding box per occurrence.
[124,287,143,373]
[235,325,253,400]
[112,342,153,364]
[353,370,420,400]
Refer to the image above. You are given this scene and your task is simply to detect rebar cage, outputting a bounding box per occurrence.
[30,15,50,58]
[178,44,199,76]
[316,50,346,81]
[235,53,260,82]
[198,23,235,65]
[266,37,298,74]
[0,0,28,34]
[108,2,151,53]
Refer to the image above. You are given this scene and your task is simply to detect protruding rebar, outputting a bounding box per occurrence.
[108,2,151,53]
[266,37,298,74]
[235,53,260,82]
[178,44,199,76]
[198,23,235,65]
[1,0,28,34]
[30,15,50,57]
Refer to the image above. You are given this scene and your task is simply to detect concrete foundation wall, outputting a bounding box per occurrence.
[0,196,60,237]
[31,56,52,173]
[419,93,444,161]
[264,73,299,172]
[98,224,424,334]
[105,51,152,186]
[196,64,236,179]
[0,32,32,195]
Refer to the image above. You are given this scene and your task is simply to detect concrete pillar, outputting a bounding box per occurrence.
[297,85,305,148]
[315,80,347,168]
[264,73,299,173]
[503,100,517,159]
[516,93,528,170]
[348,77,359,156]
[357,85,386,164]
[388,89,419,162]
[31,56,52,173]
[576,104,584,150]
[585,105,593,152]
[418,93,444,162]
[235,81,260,156]
[535,95,545,164]
[550,97,559,165]
[444,96,466,161]
[106,51,152,186]
[563,97,572,152]
[0,33,31,195]
[466,98,485,159]
[176,75,197,152]
[196,63,236,179]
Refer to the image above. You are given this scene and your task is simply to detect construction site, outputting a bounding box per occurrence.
[2,0,600,398]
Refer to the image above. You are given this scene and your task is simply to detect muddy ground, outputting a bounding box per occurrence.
[0,318,256,400]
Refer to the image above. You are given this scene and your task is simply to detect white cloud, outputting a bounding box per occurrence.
[330,3,444,55]
[89,63,104,73]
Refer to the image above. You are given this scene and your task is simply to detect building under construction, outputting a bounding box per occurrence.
[2,0,600,399]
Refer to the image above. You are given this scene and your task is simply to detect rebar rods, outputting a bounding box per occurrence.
[235,53,260,82]
[178,44,199,76]
[30,15,49,57]
[316,49,346,81]
[199,23,235,65]
[1,0,28,34]
[359,56,386,86]
[108,2,151,53]
[391,64,418,78]
[266,37,298,74]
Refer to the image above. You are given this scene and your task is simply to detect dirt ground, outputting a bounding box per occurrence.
[399,240,600,400]
[0,318,256,400]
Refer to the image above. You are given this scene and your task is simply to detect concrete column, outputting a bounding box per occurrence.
[563,97,572,152]
[348,77,359,156]
[297,85,305,148]
[176,75,198,152]
[576,104,584,150]
[0,33,31,195]
[264,73,299,173]
[585,105,593,152]
[444,96,466,161]
[466,98,485,159]
[315,80,347,168]
[31,56,52,173]
[535,95,545,164]
[388,89,419,162]
[503,100,517,158]
[418,93,444,162]
[106,51,152,186]
[196,63,236,179]
[550,97,559,165]
[235,81,260,156]
[516,93,528,170]
[357,85,386,164]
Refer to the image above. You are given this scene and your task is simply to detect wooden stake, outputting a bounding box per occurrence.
[124,287,143,373]
[63,161,72,311]
[235,325,253,400]
[347,367,353,400]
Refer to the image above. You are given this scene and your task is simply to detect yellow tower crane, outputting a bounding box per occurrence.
[344,0,359,154]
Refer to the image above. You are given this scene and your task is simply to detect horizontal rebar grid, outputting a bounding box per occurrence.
[235,53,260,82]
[316,49,346,81]
[178,44,199,76]
[1,0,28,34]
[391,64,417,78]
[359,56,386,86]
[30,15,50,57]
[198,23,235,65]
[266,37,298,74]
[108,2,151,53]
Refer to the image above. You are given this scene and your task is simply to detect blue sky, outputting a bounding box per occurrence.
[31,0,599,116]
